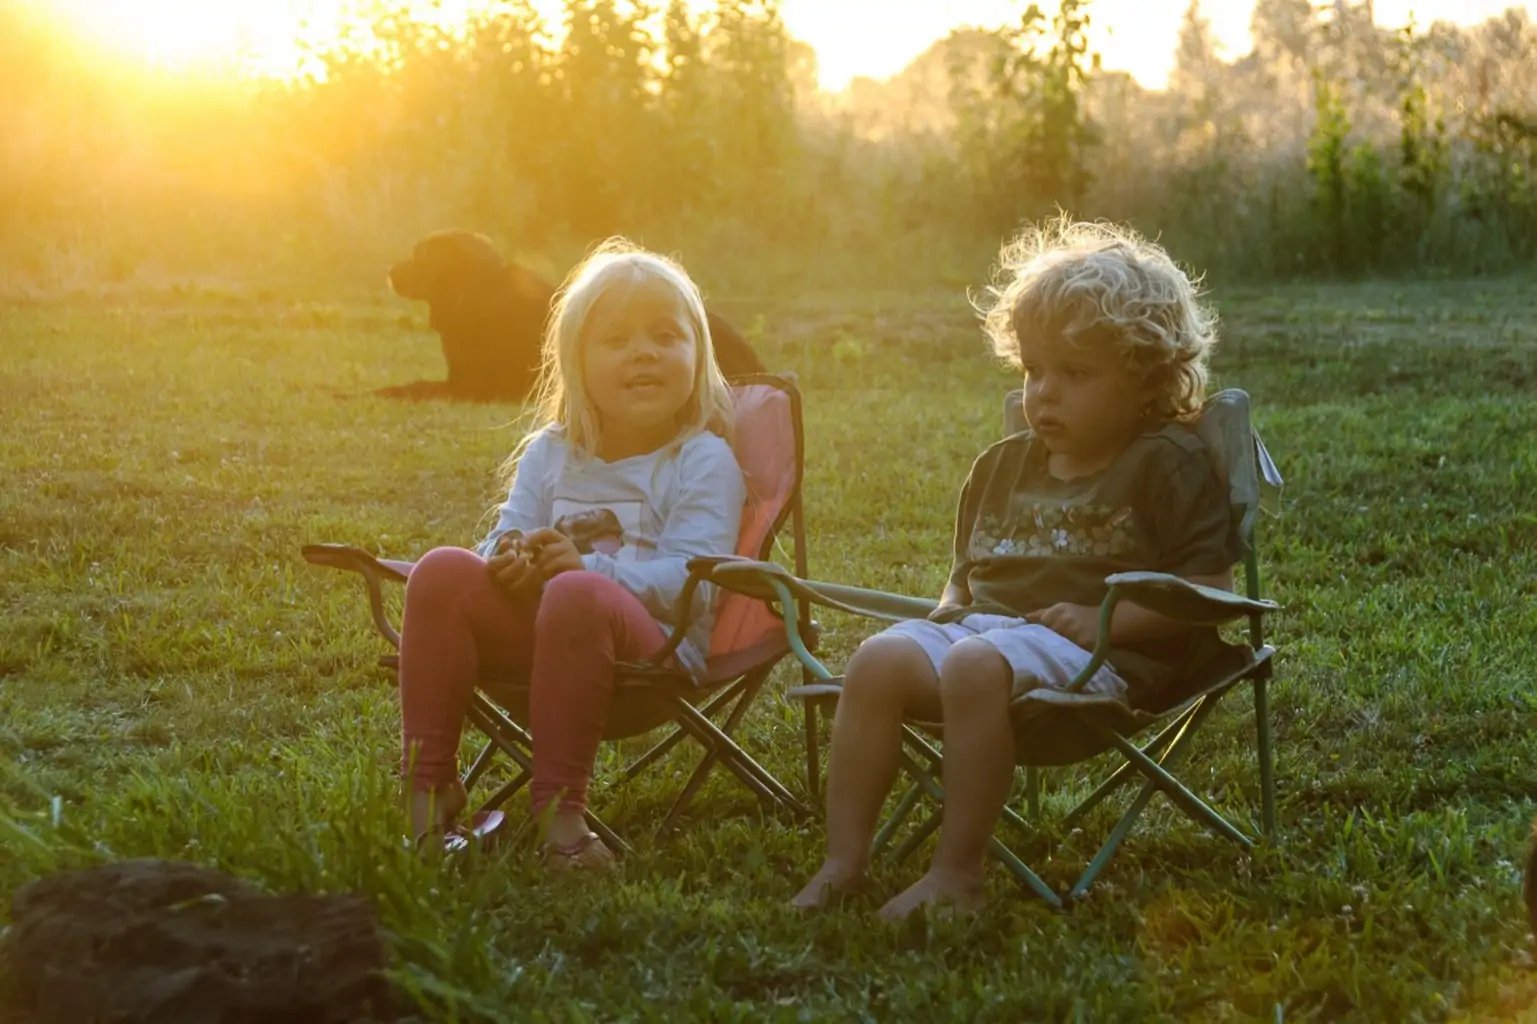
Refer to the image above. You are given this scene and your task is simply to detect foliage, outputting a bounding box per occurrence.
[948,0,1101,231]
[2,1,1537,289]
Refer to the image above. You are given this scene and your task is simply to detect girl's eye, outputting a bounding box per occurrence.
[1066,365,1092,379]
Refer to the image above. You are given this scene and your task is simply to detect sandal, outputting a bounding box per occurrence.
[539,831,616,872]
[412,809,506,857]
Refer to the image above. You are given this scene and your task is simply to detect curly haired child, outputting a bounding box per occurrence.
[794,217,1240,919]
[396,237,746,870]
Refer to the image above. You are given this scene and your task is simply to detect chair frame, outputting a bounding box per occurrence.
[303,373,819,852]
[690,388,1282,907]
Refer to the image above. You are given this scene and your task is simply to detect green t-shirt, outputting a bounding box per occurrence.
[933,423,1241,693]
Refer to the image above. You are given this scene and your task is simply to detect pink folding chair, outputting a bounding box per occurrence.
[301,374,815,852]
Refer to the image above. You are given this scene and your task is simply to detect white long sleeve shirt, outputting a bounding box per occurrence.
[476,428,747,678]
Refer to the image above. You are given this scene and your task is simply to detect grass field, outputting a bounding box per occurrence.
[2,273,1537,1022]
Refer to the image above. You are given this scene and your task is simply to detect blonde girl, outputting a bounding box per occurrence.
[397,237,745,870]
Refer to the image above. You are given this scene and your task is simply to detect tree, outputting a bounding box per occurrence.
[1250,0,1313,68]
[950,0,1101,228]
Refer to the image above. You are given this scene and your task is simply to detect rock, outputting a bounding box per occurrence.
[3,858,413,1023]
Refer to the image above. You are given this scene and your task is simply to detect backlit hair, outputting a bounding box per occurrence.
[975,215,1217,421]
[497,237,734,489]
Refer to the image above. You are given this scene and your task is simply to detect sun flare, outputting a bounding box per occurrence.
[43,0,304,73]
[35,0,537,78]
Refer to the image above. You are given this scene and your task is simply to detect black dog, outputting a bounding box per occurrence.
[382,231,764,402]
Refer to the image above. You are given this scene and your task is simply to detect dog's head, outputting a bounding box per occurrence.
[388,231,507,326]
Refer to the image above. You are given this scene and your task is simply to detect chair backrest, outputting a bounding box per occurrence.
[1003,388,1283,556]
[706,375,806,661]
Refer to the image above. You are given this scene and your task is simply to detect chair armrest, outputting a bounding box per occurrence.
[686,557,939,622]
[1104,571,1278,626]
[301,543,412,584]
[300,543,411,649]
[1060,572,1278,695]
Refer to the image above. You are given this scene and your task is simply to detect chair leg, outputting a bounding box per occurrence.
[1105,730,1253,848]
[618,682,744,783]
[660,689,805,831]
[1069,778,1160,900]
[1067,698,1241,900]
[1061,701,1200,829]
[583,809,631,855]
[897,750,1062,909]
[660,706,762,833]
[474,769,531,817]
[461,739,500,792]
[891,810,942,865]
[900,723,1033,835]
[872,782,924,857]
[666,682,807,816]
[1255,676,1277,839]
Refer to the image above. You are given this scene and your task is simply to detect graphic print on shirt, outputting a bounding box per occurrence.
[972,499,1137,559]
[552,497,644,560]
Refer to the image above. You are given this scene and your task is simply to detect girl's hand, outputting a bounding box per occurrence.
[521,527,585,579]
[1025,602,1100,651]
[486,532,538,595]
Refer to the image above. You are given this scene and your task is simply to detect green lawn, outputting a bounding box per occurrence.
[2,275,1536,1021]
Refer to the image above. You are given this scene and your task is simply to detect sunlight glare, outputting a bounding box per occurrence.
[35,0,531,78]
[44,0,300,73]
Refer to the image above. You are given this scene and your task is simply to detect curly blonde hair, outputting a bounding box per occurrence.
[976,216,1217,422]
[496,237,734,490]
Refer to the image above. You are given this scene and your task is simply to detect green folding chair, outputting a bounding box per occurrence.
[684,387,1283,907]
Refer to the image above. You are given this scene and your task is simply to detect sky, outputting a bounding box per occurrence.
[776,0,1536,90]
[37,0,1537,91]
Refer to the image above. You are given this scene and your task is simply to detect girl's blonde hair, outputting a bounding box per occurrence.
[497,237,734,489]
[976,215,1218,422]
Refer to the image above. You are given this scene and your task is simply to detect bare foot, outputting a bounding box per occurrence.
[790,862,866,910]
[877,870,985,922]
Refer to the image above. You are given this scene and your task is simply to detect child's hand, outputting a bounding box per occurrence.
[1025,602,1100,651]
[486,533,539,596]
[521,527,585,579]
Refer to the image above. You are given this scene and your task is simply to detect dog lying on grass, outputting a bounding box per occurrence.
[381,230,765,402]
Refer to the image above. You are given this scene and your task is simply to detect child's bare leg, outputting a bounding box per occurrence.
[879,639,1013,921]
[792,635,939,909]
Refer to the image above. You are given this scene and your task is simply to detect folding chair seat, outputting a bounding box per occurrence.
[689,388,1284,907]
[301,374,818,853]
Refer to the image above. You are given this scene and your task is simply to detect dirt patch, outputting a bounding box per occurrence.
[3,858,415,1023]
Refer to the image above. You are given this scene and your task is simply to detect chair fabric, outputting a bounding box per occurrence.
[707,382,797,660]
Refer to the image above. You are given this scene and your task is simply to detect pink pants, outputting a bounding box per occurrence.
[397,546,666,814]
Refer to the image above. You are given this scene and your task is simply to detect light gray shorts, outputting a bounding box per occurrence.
[881,613,1127,702]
